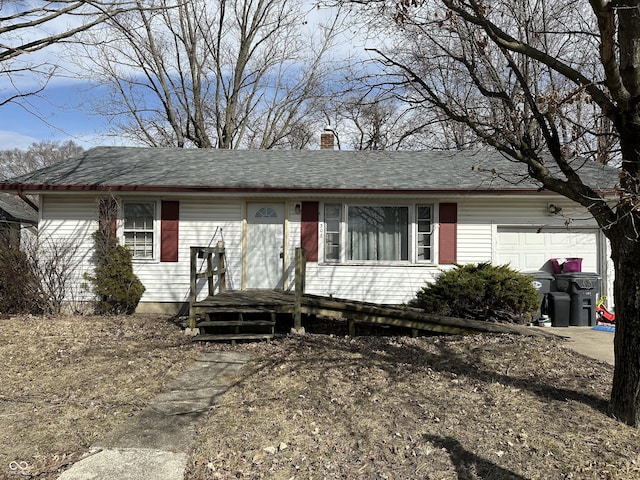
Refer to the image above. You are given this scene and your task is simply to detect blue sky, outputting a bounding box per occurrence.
[0,1,364,152]
[0,81,119,150]
[0,2,363,152]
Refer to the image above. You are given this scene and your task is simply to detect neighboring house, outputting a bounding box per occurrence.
[0,197,36,249]
[0,146,618,313]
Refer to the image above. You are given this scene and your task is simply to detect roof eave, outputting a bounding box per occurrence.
[0,183,571,195]
[0,183,618,197]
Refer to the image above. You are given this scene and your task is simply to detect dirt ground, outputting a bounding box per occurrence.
[1,315,639,480]
[0,314,203,479]
[185,333,639,480]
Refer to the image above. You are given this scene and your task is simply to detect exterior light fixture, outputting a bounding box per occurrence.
[548,203,562,215]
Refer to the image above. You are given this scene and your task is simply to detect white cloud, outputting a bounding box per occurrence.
[0,130,39,150]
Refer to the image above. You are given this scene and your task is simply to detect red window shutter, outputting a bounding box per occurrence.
[161,201,179,262]
[301,202,319,262]
[438,203,457,264]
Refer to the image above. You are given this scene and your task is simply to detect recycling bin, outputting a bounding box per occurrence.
[547,292,570,327]
[554,272,601,326]
[525,271,555,321]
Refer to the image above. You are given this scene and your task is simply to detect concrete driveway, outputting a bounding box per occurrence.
[553,326,615,365]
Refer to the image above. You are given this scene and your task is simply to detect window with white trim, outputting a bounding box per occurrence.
[323,203,433,263]
[123,202,155,259]
[348,206,408,261]
[416,205,433,262]
[324,204,341,262]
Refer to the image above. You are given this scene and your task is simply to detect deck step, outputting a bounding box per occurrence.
[192,333,274,342]
[194,308,275,314]
[197,320,275,328]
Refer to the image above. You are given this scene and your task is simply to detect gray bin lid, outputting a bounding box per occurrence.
[554,272,600,290]
[523,270,555,280]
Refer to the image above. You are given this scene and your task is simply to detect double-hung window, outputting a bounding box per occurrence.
[416,205,433,262]
[324,204,342,262]
[123,202,155,259]
[323,203,433,263]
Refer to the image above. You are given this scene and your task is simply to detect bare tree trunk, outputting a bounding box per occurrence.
[609,221,640,426]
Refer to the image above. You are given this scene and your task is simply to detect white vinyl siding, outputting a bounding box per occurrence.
[133,199,243,303]
[37,193,612,309]
[39,195,100,303]
[304,197,608,304]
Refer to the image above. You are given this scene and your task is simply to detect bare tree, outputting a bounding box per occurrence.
[0,140,84,179]
[326,90,478,150]
[0,1,137,107]
[76,0,345,148]
[0,234,81,315]
[318,46,487,150]
[349,0,640,426]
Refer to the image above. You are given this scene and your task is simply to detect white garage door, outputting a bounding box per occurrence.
[496,227,599,273]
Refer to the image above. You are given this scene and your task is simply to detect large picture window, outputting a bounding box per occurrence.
[348,206,408,261]
[323,203,434,264]
[123,202,155,258]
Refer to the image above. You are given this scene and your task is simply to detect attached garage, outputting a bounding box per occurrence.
[495,226,600,272]
[495,225,612,299]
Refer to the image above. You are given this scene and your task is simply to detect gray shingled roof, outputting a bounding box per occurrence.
[0,147,619,193]
[0,198,36,224]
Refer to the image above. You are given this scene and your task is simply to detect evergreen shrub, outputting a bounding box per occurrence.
[413,262,539,324]
[85,224,145,315]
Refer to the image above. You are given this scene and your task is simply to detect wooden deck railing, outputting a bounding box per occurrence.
[293,247,306,332]
[189,242,226,329]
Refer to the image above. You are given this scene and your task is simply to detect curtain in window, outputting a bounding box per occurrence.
[348,206,408,261]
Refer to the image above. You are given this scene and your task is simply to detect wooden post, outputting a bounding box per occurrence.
[348,319,355,337]
[217,241,226,292]
[292,247,306,334]
[189,247,198,330]
[206,251,215,297]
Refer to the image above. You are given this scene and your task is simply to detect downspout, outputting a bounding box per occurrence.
[17,188,39,213]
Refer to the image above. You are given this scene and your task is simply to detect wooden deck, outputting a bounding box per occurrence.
[191,289,554,338]
[188,246,555,341]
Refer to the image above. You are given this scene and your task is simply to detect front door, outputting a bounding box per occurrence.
[245,203,285,289]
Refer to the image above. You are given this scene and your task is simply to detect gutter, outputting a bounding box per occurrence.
[0,183,580,196]
[0,182,618,197]
[17,188,39,213]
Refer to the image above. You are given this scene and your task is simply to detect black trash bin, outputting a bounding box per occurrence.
[555,272,601,326]
[548,292,570,327]
[526,271,555,321]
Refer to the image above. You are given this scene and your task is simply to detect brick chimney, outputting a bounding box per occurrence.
[320,126,335,150]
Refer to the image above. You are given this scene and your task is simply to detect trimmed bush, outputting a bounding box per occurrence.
[413,262,539,324]
[85,227,145,315]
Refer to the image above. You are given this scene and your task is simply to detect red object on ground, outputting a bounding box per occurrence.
[596,303,615,324]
